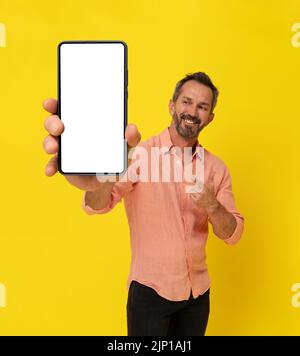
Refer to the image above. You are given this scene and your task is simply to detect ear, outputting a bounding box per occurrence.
[207,112,215,125]
[169,99,175,116]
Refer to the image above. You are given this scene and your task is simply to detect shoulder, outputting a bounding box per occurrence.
[202,147,233,189]
[203,147,228,172]
[134,133,160,151]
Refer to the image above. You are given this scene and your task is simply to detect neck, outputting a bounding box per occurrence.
[168,122,198,151]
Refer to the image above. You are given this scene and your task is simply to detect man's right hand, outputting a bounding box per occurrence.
[42,98,141,192]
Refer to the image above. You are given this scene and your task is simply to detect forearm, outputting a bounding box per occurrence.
[85,182,115,210]
[207,201,237,240]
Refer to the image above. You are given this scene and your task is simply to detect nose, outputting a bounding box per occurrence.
[187,104,198,118]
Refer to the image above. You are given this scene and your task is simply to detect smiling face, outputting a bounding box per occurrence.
[169,80,215,139]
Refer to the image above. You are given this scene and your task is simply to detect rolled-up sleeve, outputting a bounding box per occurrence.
[215,164,244,245]
[82,179,134,215]
[82,142,146,215]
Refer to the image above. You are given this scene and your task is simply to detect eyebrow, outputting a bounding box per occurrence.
[182,96,210,107]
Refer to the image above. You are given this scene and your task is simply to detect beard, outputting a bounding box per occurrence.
[173,111,203,139]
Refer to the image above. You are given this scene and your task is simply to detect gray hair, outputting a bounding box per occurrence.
[172,72,219,111]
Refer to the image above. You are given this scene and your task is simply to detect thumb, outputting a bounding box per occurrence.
[125,124,141,148]
[125,124,142,168]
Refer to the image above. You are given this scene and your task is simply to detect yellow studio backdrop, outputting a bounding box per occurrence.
[0,0,299,336]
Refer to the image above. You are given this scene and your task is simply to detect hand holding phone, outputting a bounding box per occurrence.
[42,98,141,191]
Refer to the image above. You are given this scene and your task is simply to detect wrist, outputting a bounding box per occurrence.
[88,180,115,192]
[206,199,221,215]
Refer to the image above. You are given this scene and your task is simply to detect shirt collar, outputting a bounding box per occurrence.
[159,127,203,159]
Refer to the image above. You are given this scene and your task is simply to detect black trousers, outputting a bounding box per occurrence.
[127,280,210,336]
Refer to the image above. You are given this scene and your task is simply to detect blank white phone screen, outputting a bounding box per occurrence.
[59,42,126,174]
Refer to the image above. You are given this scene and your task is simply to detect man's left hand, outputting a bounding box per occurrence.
[189,172,220,214]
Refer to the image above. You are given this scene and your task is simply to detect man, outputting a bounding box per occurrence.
[43,72,244,336]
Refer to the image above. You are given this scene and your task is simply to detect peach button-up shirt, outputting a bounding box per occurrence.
[82,127,244,301]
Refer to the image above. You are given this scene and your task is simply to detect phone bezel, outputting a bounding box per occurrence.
[57,40,128,176]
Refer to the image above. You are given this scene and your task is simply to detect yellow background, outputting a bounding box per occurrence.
[0,0,300,335]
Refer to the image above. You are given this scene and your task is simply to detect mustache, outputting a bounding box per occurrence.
[179,113,201,125]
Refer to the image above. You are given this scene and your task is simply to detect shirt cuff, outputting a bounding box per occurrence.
[223,215,244,245]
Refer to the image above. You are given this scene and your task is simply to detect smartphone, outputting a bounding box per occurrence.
[57,41,128,175]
